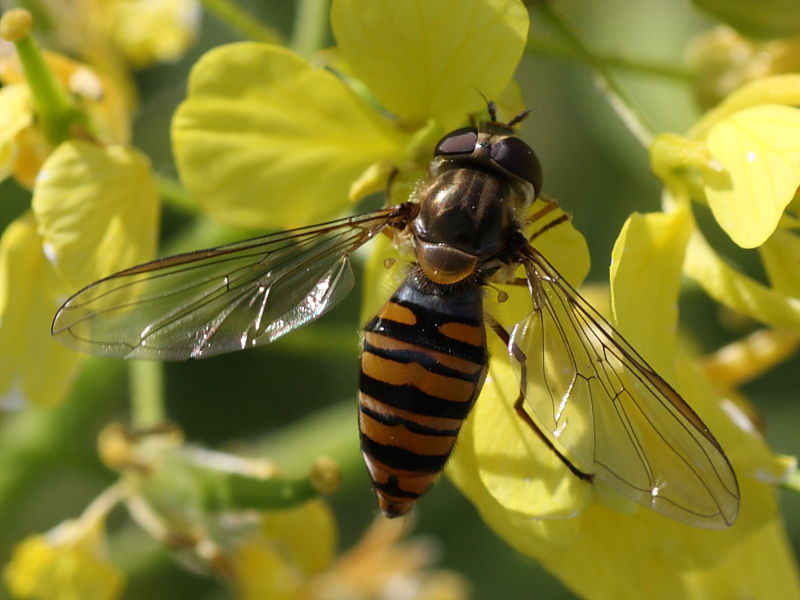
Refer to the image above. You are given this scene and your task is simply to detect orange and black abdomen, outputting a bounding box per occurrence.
[359,274,487,517]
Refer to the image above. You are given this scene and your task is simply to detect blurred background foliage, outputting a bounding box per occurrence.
[0,0,798,598]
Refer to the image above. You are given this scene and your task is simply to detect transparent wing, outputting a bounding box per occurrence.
[508,245,740,528]
[53,207,406,360]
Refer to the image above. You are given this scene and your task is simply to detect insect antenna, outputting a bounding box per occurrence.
[508,108,533,128]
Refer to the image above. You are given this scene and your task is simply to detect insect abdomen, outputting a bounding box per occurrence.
[359,275,487,517]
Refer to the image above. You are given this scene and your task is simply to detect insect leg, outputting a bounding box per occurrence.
[525,193,560,224]
[528,214,569,243]
[522,195,570,243]
[485,313,593,482]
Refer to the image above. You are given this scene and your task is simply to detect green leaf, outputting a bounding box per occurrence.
[32,140,159,290]
[704,104,800,248]
[332,0,529,129]
[172,43,408,230]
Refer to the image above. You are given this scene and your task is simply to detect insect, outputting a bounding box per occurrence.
[52,104,739,528]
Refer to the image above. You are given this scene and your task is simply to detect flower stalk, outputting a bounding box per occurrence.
[290,0,331,56]
[199,0,282,44]
[129,361,166,429]
[534,2,657,147]
[0,8,88,144]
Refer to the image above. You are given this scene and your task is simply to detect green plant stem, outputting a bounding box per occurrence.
[194,466,319,510]
[535,3,657,148]
[156,174,198,215]
[253,399,362,481]
[200,0,283,44]
[12,33,85,144]
[526,36,693,82]
[290,0,331,56]
[129,361,166,429]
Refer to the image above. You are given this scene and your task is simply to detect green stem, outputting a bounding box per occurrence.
[129,361,166,428]
[252,399,362,481]
[12,32,86,144]
[289,0,331,57]
[200,0,283,44]
[535,3,657,148]
[526,36,693,82]
[156,174,198,215]
[194,467,319,510]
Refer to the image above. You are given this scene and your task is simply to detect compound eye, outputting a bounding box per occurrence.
[490,136,543,197]
[434,126,478,157]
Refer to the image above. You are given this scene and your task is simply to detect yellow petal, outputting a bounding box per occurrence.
[0,50,132,146]
[0,213,82,406]
[457,343,798,600]
[32,140,159,290]
[105,0,200,67]
[684,229,800,329]
[3,521,124,600]
[526,199,591,287]
[705,104,800,248]
[332,0,529,129]
[231,501,335,600]
[610,204,692,377]
[259,501,336,574]
[691,74,800,138]
[447,409,587,558]
[759,228,800,297]
[232,540,303,600]
[172,43,408,229]
[457,330,593,519]
[463,217,594,513]
[0,84,32,180]
[11,125,51,190]
[455,206,591,518]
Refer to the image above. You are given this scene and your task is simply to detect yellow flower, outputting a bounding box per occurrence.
[689,26,800,109]
[172,0,530,229]
[167,1,798,598]
[232,500,336,600]
[4,518,124,600]
[36,0,200,69]
[452,60,800,596]
[0,214,81,407]
[651,75,800,331]
[0,43,130,188]
[231,505,468,600]
[0,10,159,405]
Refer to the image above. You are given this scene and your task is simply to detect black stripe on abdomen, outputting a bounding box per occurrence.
[360,433,451,473]
[358,276,488,515]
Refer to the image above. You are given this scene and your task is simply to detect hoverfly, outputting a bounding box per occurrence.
[52,104,739,528]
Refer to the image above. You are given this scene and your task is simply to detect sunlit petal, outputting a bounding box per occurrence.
[705,104,800,248]
[332,0,529,129]
[32,141,159,290]
[172,43,408,229]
